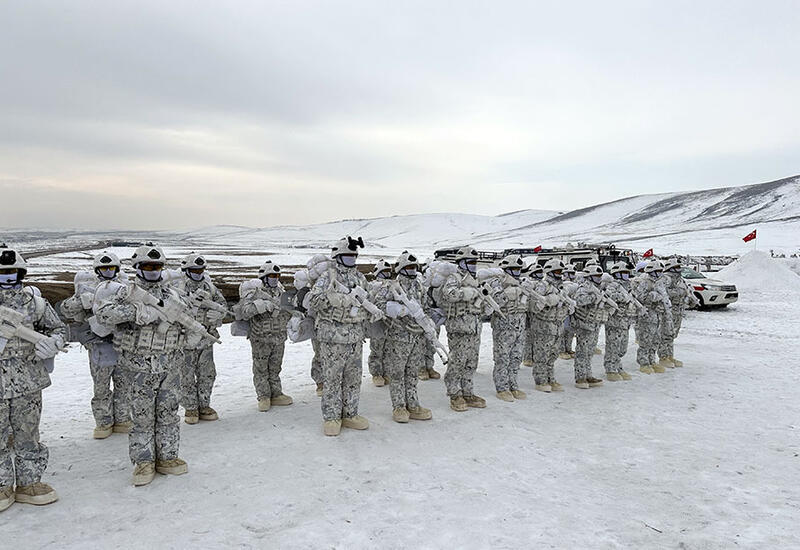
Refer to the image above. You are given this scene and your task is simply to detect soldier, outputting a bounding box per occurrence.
[0,245,64,511]
[438,246,486,412]
[632,260,673,374]
[237,261,294,412]
[486,255,528,402]
[559,263,579,360]
[525,259,571,393]
[418,261,443,381]
[521,262,544,367]
[379,251,433,423]
[572,265,615,389]
[173,253,227,424]
[367,260,393,387]
[60,252,132,439]
[658,258,693,368]
[95,244,191,486]
[307,236,374,436]
[602,262,638,381]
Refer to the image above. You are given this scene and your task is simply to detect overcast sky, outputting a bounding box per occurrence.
[1,1,798,230]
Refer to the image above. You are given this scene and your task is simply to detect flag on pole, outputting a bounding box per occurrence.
[643,248,654,258]
[743,229,757,243]
[533,245,542,253]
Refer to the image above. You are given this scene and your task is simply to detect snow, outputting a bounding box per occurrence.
[717,250,800,293]
[5,265,800,548]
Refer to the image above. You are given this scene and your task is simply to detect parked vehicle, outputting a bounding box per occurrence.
[681,267,739,308]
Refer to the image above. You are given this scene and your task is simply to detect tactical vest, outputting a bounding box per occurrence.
[0,288,45,360]
[113,285,185,355]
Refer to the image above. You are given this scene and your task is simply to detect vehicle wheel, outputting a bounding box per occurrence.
[694,293,705,309]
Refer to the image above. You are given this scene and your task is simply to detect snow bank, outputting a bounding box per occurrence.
[717,250,800,293]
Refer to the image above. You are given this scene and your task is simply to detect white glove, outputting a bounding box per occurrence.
[545,293,560,307]
[253,299,270,314]
[80,292,95,309]
[136,304,162,325]
[186,331,203,348]
[386,301,409,319]
[206,309,225,325]
[35,336,60,360]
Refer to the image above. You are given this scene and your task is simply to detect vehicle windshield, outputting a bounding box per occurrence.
[681,267,706,279]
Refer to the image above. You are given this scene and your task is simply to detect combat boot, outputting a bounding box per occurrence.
[428,369,441,380]
[133,462,155,486]
[639,365,654,374]
[156,458,188,476]
[14,483,58,506]
[550,381,564,392]
[522,359,534,367]
[658,358,675,370]
[606,373,622,382]
[315,383,323,397]
[392,408,410,423]
[535,384,552,393]
[408,406,432,420]
[558,352,573,360]
[464,395,486,408]
[271,394,293,406]
[113,421,132,434]
[0,485,13,512]
[450,396,468,412]
[671,357,684,367]
[511,389,527,399]
[93,424,113,439]
[619,370,632,380]
[323,419,342,436]
[258,398,271,412]
[199,407,218,421]
[496,391,515,402]
[594,347,603,355]
[575,379,590,389]
[372,375,386,387]
[418,369,430,380]
[652,362,666,373]
[184,410,199,425]
[587,377,604,387]
[342,415,369,430]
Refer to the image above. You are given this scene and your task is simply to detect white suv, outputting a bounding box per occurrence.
[681,267,738,308]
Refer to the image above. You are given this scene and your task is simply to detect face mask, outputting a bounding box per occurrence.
[137,268,162,282]
[505,268,521,278]
[338,255,357,268]
[567,273,576,280]
[650,272,661,279]
[377,271,391,279]
[97,267,118,280]
[458,260,476,275]
[0,273,19,288]
[265,276,279,288]
[400,268,417,278]
[186,270,205,282]
[618,272,630,281]
[533,272,544,279]
[591,275,603,284]
[549,272,562,280]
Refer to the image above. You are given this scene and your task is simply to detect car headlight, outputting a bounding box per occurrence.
[702,284,724,291]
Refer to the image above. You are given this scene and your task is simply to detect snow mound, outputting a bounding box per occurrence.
[717,250,800,293]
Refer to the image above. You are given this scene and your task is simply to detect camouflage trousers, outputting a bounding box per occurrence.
[444,332,481,397]
[530,320,560,385]
[251,337,285,400]
[368,336,387,378]
[574,324,601,381]
[320,341,364,421]
[420,325,441,374]
[522,315,533,364]
[127,366,181,465]
[311,338,322,385]
[384,334,424,409]
[88,342,131,427]
[636,319,660,366]
[180,345,217,410]
[0,391,48,487]
[562,316,575,353]
[658,309,684,360]
[603,323,630,373]
[491,315,526,392]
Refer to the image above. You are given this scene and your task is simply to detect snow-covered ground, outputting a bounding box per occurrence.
[4,254,799,548]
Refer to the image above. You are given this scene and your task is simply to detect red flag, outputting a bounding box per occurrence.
[533,245,542,253]
[743,229,757,242]
[643,248,654,258]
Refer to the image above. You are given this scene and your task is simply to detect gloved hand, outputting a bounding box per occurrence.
[206,309,225,325]
[136,304,162,325]
[80,292,95,309]
[253,299,273,314]
[186,331,203,348]
[35,336,60,360]
[386,301,409,319]
[461,287,480,301]
[545,293,560,307]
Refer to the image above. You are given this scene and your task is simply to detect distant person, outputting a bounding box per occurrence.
[0,245,64,511]
[571,265,614,388]
[60,252,131,438]
[602,262,639,381]
[632,261,673,374]
[367,260,393,387]
[658,258,697,368]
